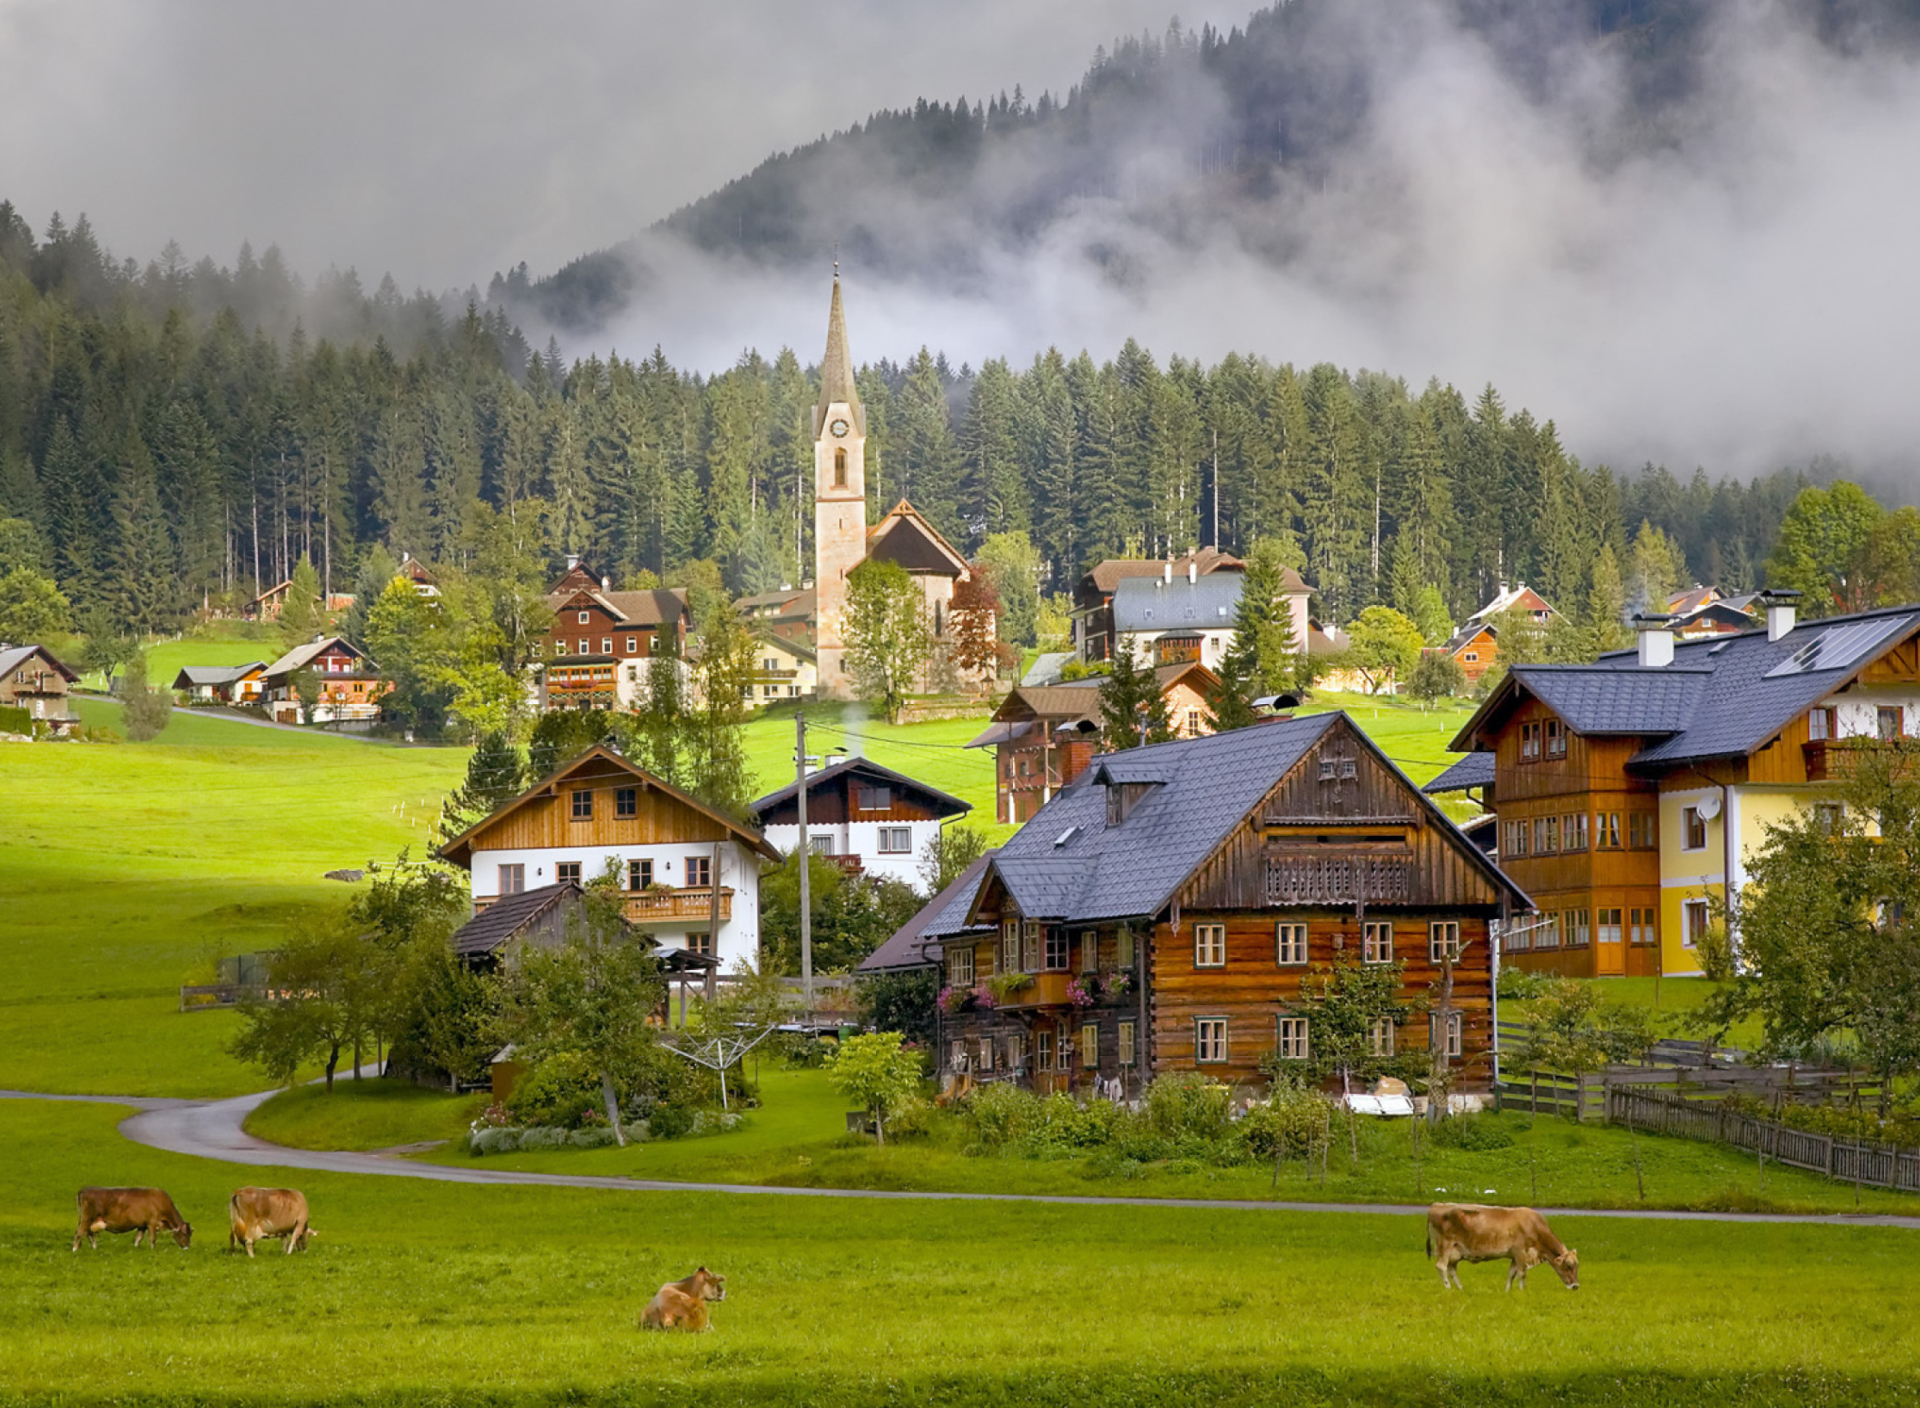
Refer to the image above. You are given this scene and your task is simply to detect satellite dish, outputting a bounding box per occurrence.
[1696,794,1722,820]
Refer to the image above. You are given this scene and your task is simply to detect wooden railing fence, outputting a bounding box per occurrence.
[1608,1085,1920,1194]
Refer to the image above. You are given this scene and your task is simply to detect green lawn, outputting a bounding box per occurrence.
[71,619,290,693]
[233,1069,1920,1218]
[4,1096,1918,1406]
[0,718,467,1096]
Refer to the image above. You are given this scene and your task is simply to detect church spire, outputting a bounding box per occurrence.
[814,275,864,436]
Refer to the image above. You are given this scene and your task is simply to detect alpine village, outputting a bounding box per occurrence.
[10,9,1920,1395]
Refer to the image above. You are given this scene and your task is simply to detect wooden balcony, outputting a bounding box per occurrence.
[997,971,1074,1008]
[1803,738,1889,782]
[622,887,732,924]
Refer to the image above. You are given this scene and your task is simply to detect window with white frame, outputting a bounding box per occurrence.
[1044,927,1069,971]
[578,611,590,624]
[1001,921,1021,974]
[1683,898,1710,949]
[1368,1017,1395,1057]
[1195,1017,1229,1063]
[1117,1020,1136,1066]
[1432,1010,1463,1059]
[1362,921,1393,964]
[1428,921,1461,963]
[1194,923,1227,968]
[1276,1017,1309,1061]
[1276,922,1308,966]
[948,945,975,987]
[1022,918,1043,971]
[877,827,911,853]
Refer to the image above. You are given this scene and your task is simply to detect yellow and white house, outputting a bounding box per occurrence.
[1435,596,1920,977]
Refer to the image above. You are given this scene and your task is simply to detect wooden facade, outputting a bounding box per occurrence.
[934,714,1518,1095]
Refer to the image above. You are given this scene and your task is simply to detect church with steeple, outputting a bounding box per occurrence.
[808,275,977,700]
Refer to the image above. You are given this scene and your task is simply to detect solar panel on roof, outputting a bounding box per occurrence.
[1764,615,1913,678]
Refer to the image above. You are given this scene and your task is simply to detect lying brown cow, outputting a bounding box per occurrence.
[1427,1203,1578,1290]
[72,1187,192,1251]
[228,1187,313,1257]
[639,1267,727,1331]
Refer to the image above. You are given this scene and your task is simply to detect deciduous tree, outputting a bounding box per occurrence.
[843,558,930,725]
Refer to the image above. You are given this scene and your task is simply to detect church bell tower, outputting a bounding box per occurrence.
[813,275,867,699]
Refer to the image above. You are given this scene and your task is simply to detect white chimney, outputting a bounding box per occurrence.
[1764,590,1800,642]
[1187,560,1197,584]
[1635,613,1675,668]
[566,554,580,571]
[1163,560,1173,583]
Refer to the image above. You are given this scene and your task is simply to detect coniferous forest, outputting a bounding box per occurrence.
[0,198,1832,643]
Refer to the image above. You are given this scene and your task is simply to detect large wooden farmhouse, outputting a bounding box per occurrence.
[0,644,80,735]
[882,714,1526,1096]
[438,745,780,969]
[1430,596,1920,978]
[258,635,387,723]
[540,561,692,713]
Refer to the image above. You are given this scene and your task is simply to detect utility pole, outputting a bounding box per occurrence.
[795,712,814,1018]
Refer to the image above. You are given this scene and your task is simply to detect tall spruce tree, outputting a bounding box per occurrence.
[1098,648,1174,751]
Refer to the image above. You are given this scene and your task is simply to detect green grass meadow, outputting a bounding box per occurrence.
[5,1096,1918,1407]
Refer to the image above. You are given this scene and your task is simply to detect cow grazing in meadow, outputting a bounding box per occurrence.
[639,1267,727,1331]
[1427,1203,1579,1290]
[72,1187,193,1251]
[228,1187,313,1257]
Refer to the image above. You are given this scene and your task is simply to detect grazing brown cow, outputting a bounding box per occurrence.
[228,1187,313,1258]
[1427,1203,1579,1290]
[639,1267,727,1331]
[72,1187,192,1251]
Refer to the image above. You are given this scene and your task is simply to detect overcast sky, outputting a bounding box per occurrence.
[0,0,1232,290]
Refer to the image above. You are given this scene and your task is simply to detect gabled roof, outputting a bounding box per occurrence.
[1081,549,1271,596]
[261,636,371,681]
[972,663,1221,743]
[1022,652,1075,687]
[250,579,293,603]
[736,586,811,612]
[752,628,816,662]
[940,713,1525,931]
[172,662,266,688]
[1443,623,1495,655]
[549,586,690,626]
[1448,605,1920,769]
[0,644,78,683]
[1668,585,1721,615]
[749,755,970,822]
[858,851,999,972]
[1423,751,1496,795]
[1466,583,1557,627]
[1112,572,1241,634]
[439,745,782,867]
[451,882,594,958]
[866,501,970,578]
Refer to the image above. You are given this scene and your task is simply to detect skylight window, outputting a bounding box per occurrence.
[1053,825,1079,848]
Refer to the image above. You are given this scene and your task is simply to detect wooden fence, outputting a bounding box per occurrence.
[1494,1022,1876,1104]
[1608,1084,1920,1193]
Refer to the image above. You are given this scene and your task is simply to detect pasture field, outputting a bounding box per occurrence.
[243,1069,1920,1218]
[0,719,467,1097]
[5,1096,1919,1407]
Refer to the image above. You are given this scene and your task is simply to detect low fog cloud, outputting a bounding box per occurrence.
[599,2,1920,490]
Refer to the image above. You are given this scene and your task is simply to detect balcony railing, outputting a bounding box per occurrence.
[622,887,732,923]
[996,972,1074,1008]
[1803,737,1893,782]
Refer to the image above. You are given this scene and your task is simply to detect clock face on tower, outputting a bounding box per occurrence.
[830,418,850,438]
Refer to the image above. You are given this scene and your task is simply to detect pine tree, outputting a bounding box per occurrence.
[1208,648,1260,731]
[959,357,1023,547]
[120,650,172,742]
[1098,647,1174,750]
[111,436,182,636]
[39,420,100,602]
[1582,543,1631,657]
[280,552,325,647]
[439,730,526,839]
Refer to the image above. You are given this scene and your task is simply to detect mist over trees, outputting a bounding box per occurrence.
[0,198,1849,644]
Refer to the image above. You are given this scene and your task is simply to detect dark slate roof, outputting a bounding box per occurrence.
[749,754,971,820]
[960,713,1525,926]
[859,852,998,970]
[1447,605,1920,770]
[451,883,583,957]
[1424,752,1496,794]
[172,662,265,688]
[1112,572,1242,634]
[1513,666,1710,736]
[0,644,79,682]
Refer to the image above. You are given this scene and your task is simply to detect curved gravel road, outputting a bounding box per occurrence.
[6,1086,1918,1227]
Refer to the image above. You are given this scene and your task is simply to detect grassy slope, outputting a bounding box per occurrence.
[5,1097,1918,1407]
[0,720,466,1097]
[243,1081,485,1152]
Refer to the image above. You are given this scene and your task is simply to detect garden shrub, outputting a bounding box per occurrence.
[884,1094,936,1139]
[1239,1084,1337,1161]
[507,1052,602,1129]
[648,1102,696,1139]
[465,1125,621,1156]
[964,1082,1044,1150]
[1496,965,1555,1001]
[1723,1094,1920,1147]
[1144,1072,1232,1142]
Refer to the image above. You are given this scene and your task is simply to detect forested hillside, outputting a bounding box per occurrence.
[513,0,1920,331]
[0,197,1824,642]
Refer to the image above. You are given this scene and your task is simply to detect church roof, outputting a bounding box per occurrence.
[867,501,970,577]
[813,277,865,437]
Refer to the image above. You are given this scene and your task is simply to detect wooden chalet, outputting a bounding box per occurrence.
[259,635,388,722]
[172,662,267,705]
[1434,596,1920,978]
[0,644,80,735]
[542,576,691,712]
[751,755,970,888]
[910,714,1528,1096]
[438,745,781,969]
[398,552,441,596]
[1439,623,1499,688]
[966,662,1221,824]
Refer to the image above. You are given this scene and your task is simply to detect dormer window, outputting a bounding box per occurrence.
[1105,781,1157,826]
